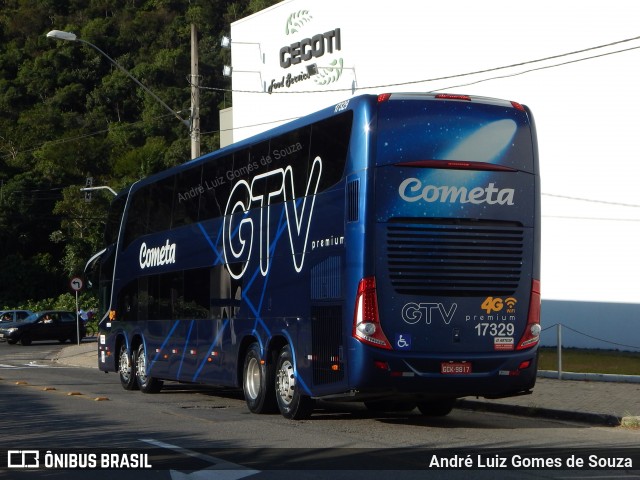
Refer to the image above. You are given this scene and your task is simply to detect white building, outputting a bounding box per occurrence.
[221,0,640,351]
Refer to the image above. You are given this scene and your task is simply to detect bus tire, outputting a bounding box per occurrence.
[242,343,277,414]
[417,398,455,417]
[275,345,314,420]
[119,343,138,391]
[135,343,163,394]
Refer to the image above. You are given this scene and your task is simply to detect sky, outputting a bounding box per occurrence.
[230,0,640,304]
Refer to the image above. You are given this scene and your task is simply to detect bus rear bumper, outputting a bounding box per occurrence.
[331,348,538,402]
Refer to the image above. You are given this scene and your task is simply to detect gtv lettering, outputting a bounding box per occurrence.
[402,302,458,325]
[223,157,322,279]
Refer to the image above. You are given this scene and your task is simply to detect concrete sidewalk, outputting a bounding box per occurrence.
[52,340,640,427]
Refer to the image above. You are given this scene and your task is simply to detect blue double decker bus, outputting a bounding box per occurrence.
[95,92,541,419]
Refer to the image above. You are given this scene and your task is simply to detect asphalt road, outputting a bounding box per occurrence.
[1,341,639,479]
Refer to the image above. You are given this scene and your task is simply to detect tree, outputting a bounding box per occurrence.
[0,0,282,308]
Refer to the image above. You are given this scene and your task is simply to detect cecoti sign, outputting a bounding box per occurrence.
[279,28,341,68]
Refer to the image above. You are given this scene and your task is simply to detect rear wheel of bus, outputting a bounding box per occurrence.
[242,342,277,414]
[118,343,138,390]
[275,344,314,420]
[134,343,163,393]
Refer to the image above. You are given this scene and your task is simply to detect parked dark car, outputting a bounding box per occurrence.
[0,310,85,346]
[0,310,33,323]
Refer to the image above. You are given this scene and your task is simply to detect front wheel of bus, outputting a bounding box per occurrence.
[275,345,314,420]
[119,343,138,391]
[135,344,163,394]
[242,343,277,414]
[417,398,455,417]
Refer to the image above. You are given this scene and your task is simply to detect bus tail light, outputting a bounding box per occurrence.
[516,280,541,350]
[353,277,392,350]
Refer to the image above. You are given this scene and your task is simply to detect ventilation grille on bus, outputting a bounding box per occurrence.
[311,306,344,385]
[386,220,525,297]
[311,256,342,300]
[346,179,359,222]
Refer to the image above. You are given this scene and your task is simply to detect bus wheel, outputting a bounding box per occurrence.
[135,344,163,394]
[118,343,138,391]
[242,343,277,414]
[275,345,314,420]
[417,398,455,417]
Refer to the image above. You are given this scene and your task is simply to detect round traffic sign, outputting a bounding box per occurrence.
[70,276,84,292]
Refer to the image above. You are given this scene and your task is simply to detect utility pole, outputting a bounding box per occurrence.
[190,23,201,159]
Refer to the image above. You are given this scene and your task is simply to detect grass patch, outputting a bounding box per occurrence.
[538,348,640,375]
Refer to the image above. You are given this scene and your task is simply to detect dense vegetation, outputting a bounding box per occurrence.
[0,0,280,310]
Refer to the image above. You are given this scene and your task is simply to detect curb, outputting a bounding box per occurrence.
[538,370,640,384]
[456,399,621,427]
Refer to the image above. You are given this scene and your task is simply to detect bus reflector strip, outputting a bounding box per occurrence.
[395,159,517,172]
[390,371,415,377]
[435,94,471,101]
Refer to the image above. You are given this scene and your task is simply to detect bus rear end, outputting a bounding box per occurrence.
[352,93,540,410]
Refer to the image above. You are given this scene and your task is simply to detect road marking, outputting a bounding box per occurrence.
[140,438,260,480]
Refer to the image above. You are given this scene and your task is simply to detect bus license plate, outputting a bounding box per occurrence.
[441,362,471,374]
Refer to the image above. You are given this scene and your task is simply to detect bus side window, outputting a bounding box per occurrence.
[173,167,203,228]
[147,176,175,234]
[199,153,234,221]
[210,265,242,320]
[309,112,352,190]
[118,279,139,322]
[269,126,311,196]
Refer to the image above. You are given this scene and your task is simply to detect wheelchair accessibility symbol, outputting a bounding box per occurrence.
[395,334,411,350]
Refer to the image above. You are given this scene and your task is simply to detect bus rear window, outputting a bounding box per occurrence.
[376,98,535,173]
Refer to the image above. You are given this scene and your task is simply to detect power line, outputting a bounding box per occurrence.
[5,34,640,170]
[197,34,640,94]
[543,215,640,222]
[429,44,640,93]
[542,193,640,208]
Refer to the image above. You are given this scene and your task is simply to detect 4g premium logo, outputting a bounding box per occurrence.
[481,296,517,315]
[470,296,519,350]
[467,295,517,322]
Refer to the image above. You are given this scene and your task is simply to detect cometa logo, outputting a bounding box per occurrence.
[398,179,515,205]
[139,239,176,269]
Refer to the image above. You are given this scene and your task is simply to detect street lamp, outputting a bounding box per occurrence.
[46,30,200,159]
[80,185,117,197]
[220,36,264,63]
[222,66,265,92]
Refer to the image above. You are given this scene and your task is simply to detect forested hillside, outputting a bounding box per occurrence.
[0,0,279,308]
